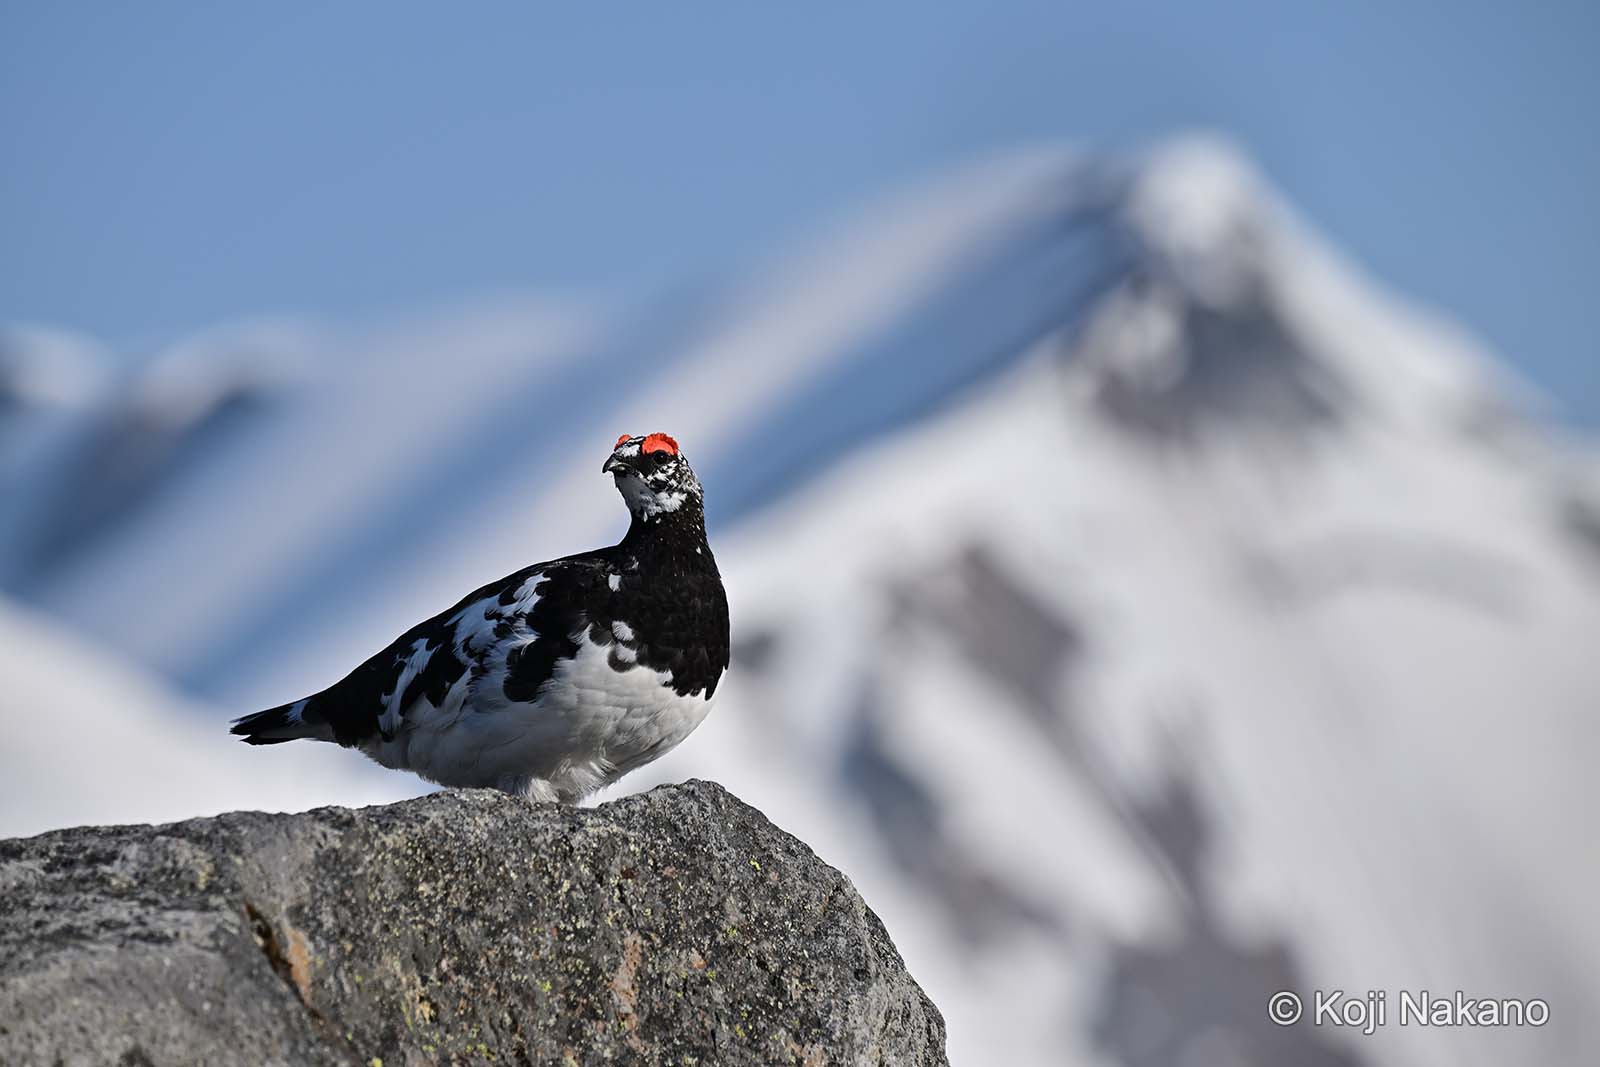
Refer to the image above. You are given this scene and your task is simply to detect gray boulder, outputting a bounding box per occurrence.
[0,780,946,1066]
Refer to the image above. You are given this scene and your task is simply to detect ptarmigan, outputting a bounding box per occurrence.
[230,432,729,804]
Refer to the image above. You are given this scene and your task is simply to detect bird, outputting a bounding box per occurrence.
[230,432,729,804]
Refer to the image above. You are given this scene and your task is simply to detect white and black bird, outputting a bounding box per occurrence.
[230,432,729,804]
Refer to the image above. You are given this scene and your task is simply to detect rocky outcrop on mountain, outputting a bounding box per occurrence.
[0,780,945,1067]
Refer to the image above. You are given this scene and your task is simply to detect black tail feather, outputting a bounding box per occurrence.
[230,701,311,745]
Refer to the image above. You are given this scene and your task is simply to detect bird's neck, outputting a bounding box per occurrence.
[620,502,716,573]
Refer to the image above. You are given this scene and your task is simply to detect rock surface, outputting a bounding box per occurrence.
[0,780,946,1067]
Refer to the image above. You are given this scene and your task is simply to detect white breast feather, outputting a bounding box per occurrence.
[374,629,712,801]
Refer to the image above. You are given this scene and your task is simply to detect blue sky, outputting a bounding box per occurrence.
[3,1,1595,419]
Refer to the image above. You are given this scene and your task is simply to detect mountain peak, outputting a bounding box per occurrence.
[1125,134,1273,306]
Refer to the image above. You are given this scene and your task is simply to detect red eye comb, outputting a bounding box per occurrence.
[614,434,631,449]
[642,432,679,456]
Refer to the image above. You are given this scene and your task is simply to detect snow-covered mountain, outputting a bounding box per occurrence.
[3,137,1597,1067]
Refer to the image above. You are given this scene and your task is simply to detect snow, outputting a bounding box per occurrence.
[0,324,107,408]
[0,596,416,839]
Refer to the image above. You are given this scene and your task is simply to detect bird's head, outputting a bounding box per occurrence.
[603,432,703,520]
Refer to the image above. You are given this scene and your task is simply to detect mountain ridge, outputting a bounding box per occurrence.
[2,135,1596,1067]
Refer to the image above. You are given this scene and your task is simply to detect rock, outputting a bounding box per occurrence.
[0,780,946,1067]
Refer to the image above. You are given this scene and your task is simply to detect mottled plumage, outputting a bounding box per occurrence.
[231,433,729,803]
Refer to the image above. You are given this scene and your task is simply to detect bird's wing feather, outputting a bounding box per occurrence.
[302,563,550,745]
[467,559,613,709]
[279,553,625,747]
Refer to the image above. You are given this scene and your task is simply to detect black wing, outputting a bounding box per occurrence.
[232,562,551,746]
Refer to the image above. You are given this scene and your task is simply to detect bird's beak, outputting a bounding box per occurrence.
[603,455,631,476]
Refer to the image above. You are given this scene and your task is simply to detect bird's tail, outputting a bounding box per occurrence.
[230,698,325,745]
